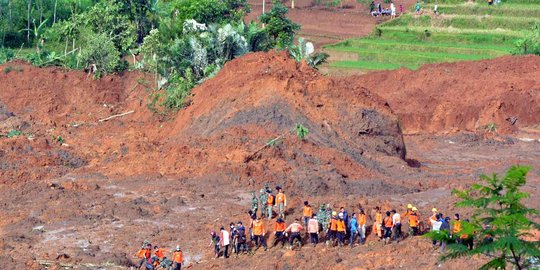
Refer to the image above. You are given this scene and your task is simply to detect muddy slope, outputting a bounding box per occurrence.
[358,55,540,134]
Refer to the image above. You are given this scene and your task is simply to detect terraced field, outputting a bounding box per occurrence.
[324,0,540,73]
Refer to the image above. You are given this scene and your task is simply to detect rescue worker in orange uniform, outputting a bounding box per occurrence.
[302,201,313,230]
[374,207,383,240]
[152,245,165,267]
[171,245,183,270]
[276,186,287,219]
[252,216,268,251]
[327,211,339,245]
[358,209,367,243]
[337,212,346,247]
[409,207,420,236]
[452,213,462,242]
[273,218,287,248]
[383,211,393,244]
[266,190,275,220]
[135,243,150,269]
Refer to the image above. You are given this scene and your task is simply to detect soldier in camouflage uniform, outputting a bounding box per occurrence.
[319,204,329,232]
[323,204,333,242]
[251,192,259,216]
[259,188,268,218]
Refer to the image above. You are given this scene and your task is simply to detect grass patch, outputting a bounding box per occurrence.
[324,1,539,72]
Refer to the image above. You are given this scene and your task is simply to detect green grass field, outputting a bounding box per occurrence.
[323,1,539,72]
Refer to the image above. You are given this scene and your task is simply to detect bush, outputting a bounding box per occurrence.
[0,48,15,64]
[513,23,540,56]
[259,1,300,49]
[77,32,124,77]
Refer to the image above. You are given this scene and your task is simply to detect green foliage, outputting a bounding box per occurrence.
[171,0,250,26]
[434,165,540,270]
[513,23,540,56]
[295,124,309,140]
[259,1,300,49]
[6,129,22,138]
[288,37,329,68]
[0,48,15,64]
[77,32,124,78]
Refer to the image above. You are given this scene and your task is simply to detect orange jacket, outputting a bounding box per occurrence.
[409,214,419,227]
[172,251,183,263]
[337,220,346,232]
[144,249,151,259]
[303,206,313,218]
[329,218,338,231]
[253,220,265,236]
[358,214,367,225]
[276,192,286,205]
[383,216,393,227]
[267,195,275,206]
[453,220,462,234]
[154,248,165,259]
[375,212,383,224]
[275,221,286,232]
[136,249,146,258]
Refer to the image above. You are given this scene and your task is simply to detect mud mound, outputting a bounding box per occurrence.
[358,55,540,134]
[164,51,407,195]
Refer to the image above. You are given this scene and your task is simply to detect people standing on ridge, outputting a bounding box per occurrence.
[219,226,230,258]
[409,207,420,236]
[248,209,257,242]
[339,207,349,238]
[308,214,320,246]
[358,209,367,244]
[259,188,268,218]
[251,192,259,217]
[273,218,287,248]
[328,211,339,245]
[429,208,439,229]
[391,209,402,241]
[431,214,443,247]
[252,216,268,251]
[374,207,383,241]
[337,212,347,247]
[390,1,396,18]
[302,201,313,230]
[266,189,275,220]
[349,212,359,247]
[440,216,451,254]
[153,245,165,267]
[209,231,220,258]
[452,213,462,243]
[230,223,239,254]
[286,218,304,248]
[415,1,421,14]
[383,211,394,244]
[235,221,248,254]
[171,245,183,270]
[370,1,375,14]
[135,242,151,269]
[276,186,287,219]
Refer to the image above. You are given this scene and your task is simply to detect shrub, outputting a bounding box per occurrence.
[513,23,540,56]
[77,32,124,78]
[0,48,15,64]
[259,1,300,49]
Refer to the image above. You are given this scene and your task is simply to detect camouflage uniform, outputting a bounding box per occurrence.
[259,189,268,218]
[251,192,259,215]
[319,204,329,232]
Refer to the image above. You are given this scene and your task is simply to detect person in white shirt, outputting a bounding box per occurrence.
[391,209,402,241]
[390,2,396,18]
[431,214,443,247]
[219,227,230,258]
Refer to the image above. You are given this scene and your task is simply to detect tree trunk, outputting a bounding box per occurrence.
[27,0,31,42]
[53,0,58,25]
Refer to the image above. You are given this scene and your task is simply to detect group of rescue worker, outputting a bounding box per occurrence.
[133,184,477,266]
[134,241,183,270]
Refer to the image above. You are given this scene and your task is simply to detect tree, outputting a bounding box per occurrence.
[259,0,299,49]
[513,23,540,56]
[434,165,540,270]
[77,32,124,78]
